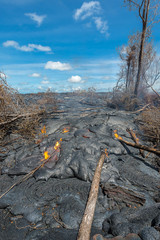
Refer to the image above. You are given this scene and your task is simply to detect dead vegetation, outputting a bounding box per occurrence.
[137,106,160,148]
[36,89,58,112]
[107,90,140,111]
[0,73,57,142]
[72,87,96,97]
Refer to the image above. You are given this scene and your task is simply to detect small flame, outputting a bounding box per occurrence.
[105,148,109,158]
[114,130,123,140]
[54,139,62,150]
[62,127,70,133]
[41,126,46,134]
[44,151,50,160]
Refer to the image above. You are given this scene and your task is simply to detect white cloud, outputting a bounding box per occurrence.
[43,76,48,81]
[28,44,51,52]
[30,73,41,77]
[74,1,101,20]
[41,80,49,84]
[102,76,110,80]
[68,75,84,83]
[72,86,82,91]
[25,13,46,26]
[73,1,109,37]
[94,17,109,36]
[38,85,43,90]
[45,61,72,71]
[3,41,51,52]
[0,72,7,79]
[3,40,21,49]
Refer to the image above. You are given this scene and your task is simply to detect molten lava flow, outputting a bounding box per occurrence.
[41,126,46,134]
[62,127,70,133]
[105,148,109,158]
[44,151,50,160]
[114,130,123,140]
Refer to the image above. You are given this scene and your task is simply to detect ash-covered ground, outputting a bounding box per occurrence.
[0,93,160,240]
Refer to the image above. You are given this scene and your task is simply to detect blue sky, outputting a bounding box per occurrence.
[0,0,160,93]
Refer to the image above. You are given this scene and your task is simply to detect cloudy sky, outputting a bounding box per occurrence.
[0,0,160,93]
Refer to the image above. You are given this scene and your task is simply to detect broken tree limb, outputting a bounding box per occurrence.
[0,111,44,127]
[126,128,145,158]
[131,103,150,113]
[151,86,160,98]
[77,151,106,240]
[119,138,160,156]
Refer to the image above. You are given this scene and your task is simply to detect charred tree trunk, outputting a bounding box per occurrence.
[134,0,150,96]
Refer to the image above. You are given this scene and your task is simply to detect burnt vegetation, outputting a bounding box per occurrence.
[0,73,57,143]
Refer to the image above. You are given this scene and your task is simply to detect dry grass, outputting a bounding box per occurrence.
[107,90,140,111]
[0,73,55,142]
[36,90,58,112]
[137,106,160,148]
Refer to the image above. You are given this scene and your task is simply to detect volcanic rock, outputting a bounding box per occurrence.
[0,93,160,239]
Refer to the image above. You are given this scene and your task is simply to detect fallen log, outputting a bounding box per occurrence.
[77,151,106,240]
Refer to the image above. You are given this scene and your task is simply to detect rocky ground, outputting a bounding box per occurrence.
[0,93,160,240]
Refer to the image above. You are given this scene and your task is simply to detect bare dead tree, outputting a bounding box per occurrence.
[117,32,155,93]
[124,0,160,96]
[117,43,137,93]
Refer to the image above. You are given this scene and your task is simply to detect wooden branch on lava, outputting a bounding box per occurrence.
[114,130,160,156]
[0,139,62,200]
[126,128,145,158]
[77,151,106,240]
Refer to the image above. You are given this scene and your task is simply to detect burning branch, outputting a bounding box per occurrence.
[0,139,62,200]
[114,130,160,156]
[77,151,106,240]
[62,127,70,133]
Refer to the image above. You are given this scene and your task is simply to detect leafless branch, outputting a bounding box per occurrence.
[151,86,160,98]
[118,137,160,156]
[139,0,145,21]
[127,0,140,7]
[77,152,106,240]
